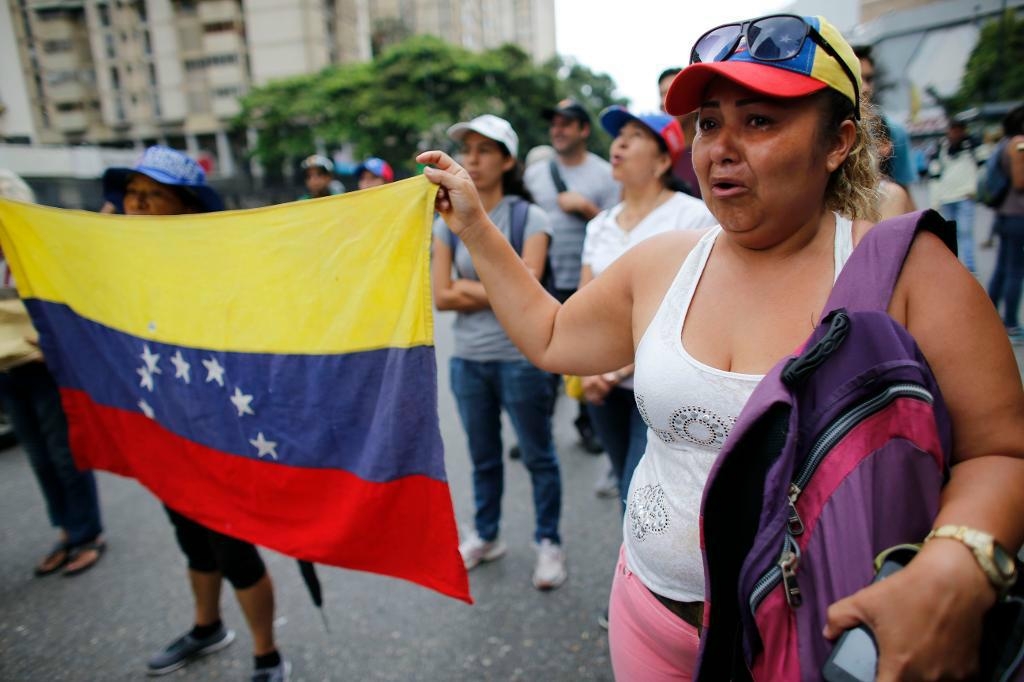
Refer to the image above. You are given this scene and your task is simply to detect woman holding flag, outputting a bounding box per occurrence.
[101,146,289,682]
[419,13,1024,679]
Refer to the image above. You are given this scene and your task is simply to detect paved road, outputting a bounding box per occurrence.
[0,193,1018,682]
[0,306,622,682]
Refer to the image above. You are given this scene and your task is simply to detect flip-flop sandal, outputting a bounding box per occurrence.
[34,541,71,577]
[62,539,106,577]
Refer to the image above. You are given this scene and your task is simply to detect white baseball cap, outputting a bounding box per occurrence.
[446,114,519,159]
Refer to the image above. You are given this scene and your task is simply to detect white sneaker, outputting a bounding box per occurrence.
[594,463,619,499]
[459,531,506,570]
[532,539,567,590]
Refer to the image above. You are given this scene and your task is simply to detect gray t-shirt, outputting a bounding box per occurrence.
[524,153,621,291]
[433,196,551,362]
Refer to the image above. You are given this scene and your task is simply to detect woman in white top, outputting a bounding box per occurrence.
[580,106,716,508]
[418,13,1024,680]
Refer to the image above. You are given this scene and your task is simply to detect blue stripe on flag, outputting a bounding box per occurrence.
[27,300,445,483]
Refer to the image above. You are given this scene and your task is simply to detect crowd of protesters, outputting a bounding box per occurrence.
[3,10,1024,682]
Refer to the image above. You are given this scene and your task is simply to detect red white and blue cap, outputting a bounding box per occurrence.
[665,15,860,117]
[355,157,394,182]
[600,106,687,163]
[102,145,223,212]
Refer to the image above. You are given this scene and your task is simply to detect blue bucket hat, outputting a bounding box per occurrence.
[102,146,224,212]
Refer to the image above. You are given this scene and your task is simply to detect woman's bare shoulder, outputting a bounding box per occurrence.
[851,217,876,245]
[627,227,710,263]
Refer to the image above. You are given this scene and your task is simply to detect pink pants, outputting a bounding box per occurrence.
[608,546,700,681]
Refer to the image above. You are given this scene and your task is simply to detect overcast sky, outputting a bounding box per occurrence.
[554,0,791,113]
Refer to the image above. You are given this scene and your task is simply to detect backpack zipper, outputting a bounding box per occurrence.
[787,383,933,536]
[749,383,934,617]
[748,534,803,613]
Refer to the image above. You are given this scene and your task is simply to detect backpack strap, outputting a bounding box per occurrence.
[507,197,530,255]
[824,209,955,313]
[446,227,460,277]
[447,198,530,278]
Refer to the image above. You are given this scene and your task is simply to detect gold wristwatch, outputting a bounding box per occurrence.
[925,525,1018,597]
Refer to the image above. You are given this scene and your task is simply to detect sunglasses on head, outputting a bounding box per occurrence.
[689,14,861,120]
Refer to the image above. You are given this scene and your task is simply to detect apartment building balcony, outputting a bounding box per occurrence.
[207,65,245,89]
[46,80,87,101]
[27,0,84,11]
[32,20,80,41]
[203,30,244,55]
[197,0,242,25]
[212,94,241,119]
[54,109,89,133]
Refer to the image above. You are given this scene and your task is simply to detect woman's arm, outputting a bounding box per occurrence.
[419,151,636,375]
[826,231,1024,680]
[521,231,550,281]
[1010,134,1024,191]
[430,236,489,312]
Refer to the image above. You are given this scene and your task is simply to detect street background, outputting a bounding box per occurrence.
[0,192,1019,682]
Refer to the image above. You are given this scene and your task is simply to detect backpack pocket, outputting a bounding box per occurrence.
[747,381,946,680]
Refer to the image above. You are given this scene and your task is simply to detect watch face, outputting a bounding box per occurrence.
[994,545,1018,580]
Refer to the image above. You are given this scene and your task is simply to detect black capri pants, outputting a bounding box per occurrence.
[164,505,266,590]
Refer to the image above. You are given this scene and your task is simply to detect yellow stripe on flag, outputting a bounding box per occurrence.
[0,176,438,354]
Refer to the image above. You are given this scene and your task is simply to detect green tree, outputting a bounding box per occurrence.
[235,36,626,176]
[541,55,625,155]
[952,10,1024,112]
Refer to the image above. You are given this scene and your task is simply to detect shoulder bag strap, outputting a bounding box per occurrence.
[824,209,955,314]
[549,159,569,194]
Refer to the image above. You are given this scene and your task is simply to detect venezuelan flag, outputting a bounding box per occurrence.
[0,177,471,603]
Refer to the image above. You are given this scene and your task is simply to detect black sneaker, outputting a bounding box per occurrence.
[146,626,236,675]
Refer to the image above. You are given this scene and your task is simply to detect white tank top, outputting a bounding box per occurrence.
[624,214,854,602]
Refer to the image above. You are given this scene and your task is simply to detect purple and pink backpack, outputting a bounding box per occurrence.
[694,210,959,680]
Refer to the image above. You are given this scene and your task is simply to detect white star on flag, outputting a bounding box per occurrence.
[138,399,155,419]
[249,432,278,459]
[137,366,155,391]
[202,357,225,387]
[230,387,255,417]
[141,345,162,374]
[170,350,191,383]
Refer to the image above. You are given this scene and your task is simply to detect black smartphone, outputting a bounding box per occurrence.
[821,551,911,682]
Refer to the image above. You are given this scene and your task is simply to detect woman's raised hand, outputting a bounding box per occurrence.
[417,151,489,239]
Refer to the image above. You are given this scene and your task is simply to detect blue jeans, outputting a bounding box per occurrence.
[988,215,1024,329]
[587,387,647,511]
[0,362,103,546]
[939,199,977,273]
[450,357,561,544]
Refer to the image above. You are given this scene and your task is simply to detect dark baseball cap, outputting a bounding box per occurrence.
[542,98,591,125]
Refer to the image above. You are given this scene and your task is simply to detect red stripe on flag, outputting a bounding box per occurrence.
[60,388,471,603]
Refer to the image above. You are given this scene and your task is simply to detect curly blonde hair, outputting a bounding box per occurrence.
[817,90,882,222]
